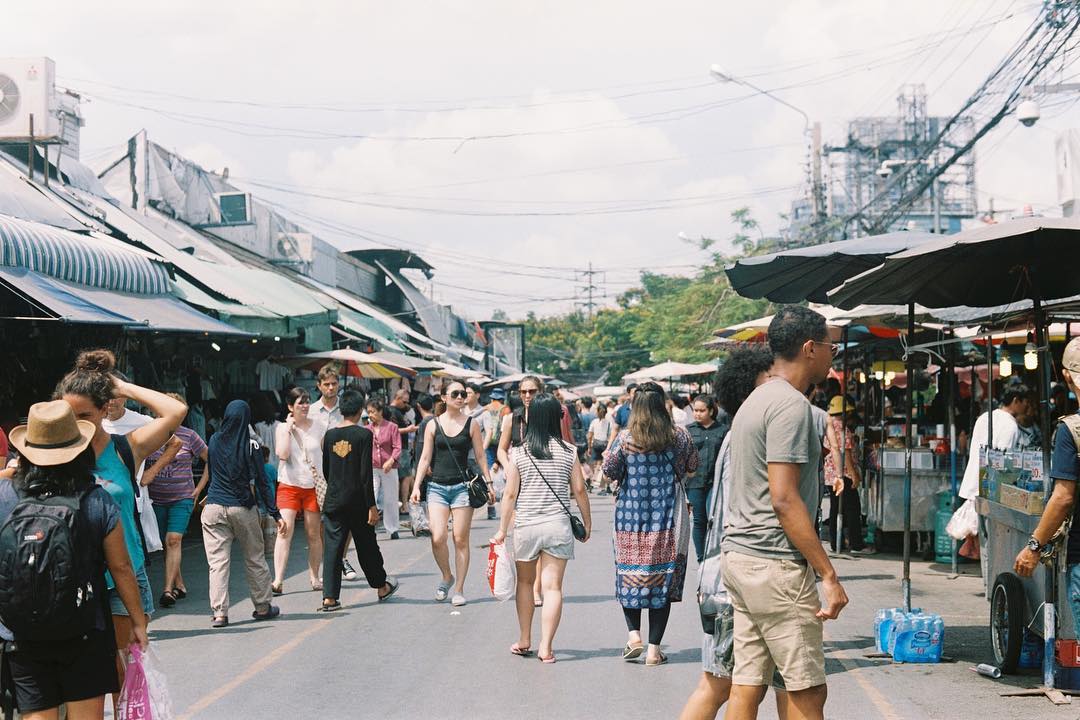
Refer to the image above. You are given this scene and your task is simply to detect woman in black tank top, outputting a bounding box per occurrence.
[410,380,493,607]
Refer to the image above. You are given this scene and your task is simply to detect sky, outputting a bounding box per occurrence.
[3,1,1078,320]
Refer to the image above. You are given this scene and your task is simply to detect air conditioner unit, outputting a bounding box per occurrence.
[0,57,60,140]
[277,232,314,263]
[213,191,252,224]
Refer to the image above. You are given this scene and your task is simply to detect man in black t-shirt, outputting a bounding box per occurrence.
[319,390,399,611]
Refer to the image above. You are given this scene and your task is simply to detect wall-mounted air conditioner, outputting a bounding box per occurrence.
[0,57,60,140]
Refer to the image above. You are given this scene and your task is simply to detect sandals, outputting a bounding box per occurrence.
[159,590,177,608]
[510,643,533,657]
[173,588,187,600]
[623,642,645,661]
[533,597,544,608]
[310,580,324,592]
[645,651,668,667]
[270,582,283,596]
[378,577,400,602]
[317,601,342,613]
[538,654,557,664]
[211,616,229,628]
[252,605,281,621]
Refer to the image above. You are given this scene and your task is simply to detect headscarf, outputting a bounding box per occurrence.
[208,400,256,490]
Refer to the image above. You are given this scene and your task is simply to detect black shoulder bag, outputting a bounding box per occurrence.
[437,418,488,509]
[523,448,587,541]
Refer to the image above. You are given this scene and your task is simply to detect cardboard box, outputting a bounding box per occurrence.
[998,483,1045,515]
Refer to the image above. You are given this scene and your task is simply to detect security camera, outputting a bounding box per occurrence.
[1017,99,1041,127]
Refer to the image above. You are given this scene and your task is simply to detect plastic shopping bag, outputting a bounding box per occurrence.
[487,541,516,601]
[946,498,978,541]
[408,502,429,535]
[118,645,174,720]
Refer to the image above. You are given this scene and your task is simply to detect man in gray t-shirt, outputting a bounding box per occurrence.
[723,378,821,560]
[720,305,848,719]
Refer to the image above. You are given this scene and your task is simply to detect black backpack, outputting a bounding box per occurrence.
[0,487,99,643]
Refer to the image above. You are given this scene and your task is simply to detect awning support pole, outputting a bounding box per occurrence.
[903,302,914,612]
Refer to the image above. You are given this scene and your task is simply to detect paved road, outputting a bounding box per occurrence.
[137,497,1073,720]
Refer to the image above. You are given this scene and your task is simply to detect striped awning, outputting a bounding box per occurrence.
[0,214,170,295]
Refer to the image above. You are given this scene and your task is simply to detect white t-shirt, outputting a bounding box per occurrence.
[102,408,153,436]
[959,409,1021,500]
[278,424,323,489]
[589,417,612,443]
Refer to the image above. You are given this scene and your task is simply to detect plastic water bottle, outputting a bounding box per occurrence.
[892,612,945,663]
[1019,629,1044,669]
[876,607,920,654]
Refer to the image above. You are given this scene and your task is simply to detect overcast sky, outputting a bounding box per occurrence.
[4,1,1076,319]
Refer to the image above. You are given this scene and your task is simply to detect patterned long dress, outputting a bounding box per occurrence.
[603,427,699,609]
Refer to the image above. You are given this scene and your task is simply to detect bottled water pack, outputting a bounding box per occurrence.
[889,611,945,663]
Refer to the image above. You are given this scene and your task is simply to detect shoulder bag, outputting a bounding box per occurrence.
[523,447,587,541]
[291,427,327,510]
[437,418,489,509]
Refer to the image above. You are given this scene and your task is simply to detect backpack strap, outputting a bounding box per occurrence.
[110,434,149,560]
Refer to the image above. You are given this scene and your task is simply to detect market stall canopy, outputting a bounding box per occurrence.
[486,371,554,387]
[829,217,1080,309]
[624,360,717,382]
[725,231,938,303]
[283,349,416,380]
[430,362,490,381]
[365,351,444,372]
[0,266,250,335]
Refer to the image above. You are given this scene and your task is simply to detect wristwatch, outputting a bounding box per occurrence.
[1027,536,1042,553]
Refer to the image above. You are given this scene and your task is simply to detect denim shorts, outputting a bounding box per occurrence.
[153,498,195,537]
[108,566,154,617]
[427,481,470,509]
[1068,564,1080,638]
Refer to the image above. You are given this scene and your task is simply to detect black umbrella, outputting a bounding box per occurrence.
[828,217,1080,310]
[724,231,938,303]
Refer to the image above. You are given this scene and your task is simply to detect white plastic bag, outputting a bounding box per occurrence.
[118,644,174,720]
[139,493,163,554]
[487,541,516,601]
[946,498,978,541]
[408,502,429,534]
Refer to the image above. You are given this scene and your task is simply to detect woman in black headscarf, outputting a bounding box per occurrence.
[201,400,285,628]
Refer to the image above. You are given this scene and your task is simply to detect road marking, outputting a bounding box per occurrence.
[824,628,902,720]
[177,543,431,719]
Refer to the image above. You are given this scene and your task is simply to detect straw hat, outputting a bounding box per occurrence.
[9,401,95,466]
[1064,337,1080,374]
[827,395,855,416]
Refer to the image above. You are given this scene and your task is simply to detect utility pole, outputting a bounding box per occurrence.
[576,262,601,319]
[812,121,824,223]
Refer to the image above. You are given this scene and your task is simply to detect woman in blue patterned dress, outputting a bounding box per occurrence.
[602,381,698,666]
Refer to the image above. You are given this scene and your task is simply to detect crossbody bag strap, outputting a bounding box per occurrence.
[290,427,321,480]
[436,417,470,483]
[523,447,575,521]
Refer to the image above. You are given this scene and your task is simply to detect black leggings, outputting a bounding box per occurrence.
[622,605,672,646]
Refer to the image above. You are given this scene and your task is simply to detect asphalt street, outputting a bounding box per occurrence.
[134,496,1075,720]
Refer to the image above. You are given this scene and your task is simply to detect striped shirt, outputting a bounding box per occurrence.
[511,440,576,527]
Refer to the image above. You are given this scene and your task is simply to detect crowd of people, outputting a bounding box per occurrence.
[8,306,1079,720]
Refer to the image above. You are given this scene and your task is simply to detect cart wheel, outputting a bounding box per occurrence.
[990,572,1025,674]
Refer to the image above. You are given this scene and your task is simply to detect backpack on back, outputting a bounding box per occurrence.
[486,409,503,449]
[0,488,99,643]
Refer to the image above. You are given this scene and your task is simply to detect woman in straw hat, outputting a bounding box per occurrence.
[824,395,867,554]
[54,350,186,705]
[4,400,148,720]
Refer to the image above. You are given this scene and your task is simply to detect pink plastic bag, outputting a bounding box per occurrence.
[118,645,174,720]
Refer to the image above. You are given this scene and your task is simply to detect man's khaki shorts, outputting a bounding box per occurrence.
[722,550,826,691]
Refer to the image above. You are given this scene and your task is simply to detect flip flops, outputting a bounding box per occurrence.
[645,651,668,667]
[378,577,400,602]
[252,605,281,621]
[538,654,557,664]
[511,643,533,657]
[316,601,342,613]
[623,642,645,661]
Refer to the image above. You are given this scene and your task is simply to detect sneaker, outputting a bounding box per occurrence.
[342,559,358,581]
[486,506,496,521]
[436,575,454,602]
[390,531,400,540]
[417,528,432,537]
[451,593,467,607]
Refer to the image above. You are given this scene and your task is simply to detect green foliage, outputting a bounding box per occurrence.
[522,207,773,382]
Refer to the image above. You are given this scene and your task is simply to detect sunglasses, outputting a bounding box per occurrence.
[520,388,538,396]
[812,340,841,358]
[448,390,467,399]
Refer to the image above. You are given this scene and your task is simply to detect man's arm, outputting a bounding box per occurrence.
[1016,479,1076,577]
[141,435,182,486]
[768,462,848,620]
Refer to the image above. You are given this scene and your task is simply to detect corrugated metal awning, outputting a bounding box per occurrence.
[0,213,170,294]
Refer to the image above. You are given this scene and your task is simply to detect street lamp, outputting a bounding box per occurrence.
[709,64,810,132]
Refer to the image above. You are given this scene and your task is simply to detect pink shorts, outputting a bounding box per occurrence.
[277,484,319,513]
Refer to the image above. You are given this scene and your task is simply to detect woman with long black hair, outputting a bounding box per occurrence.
[202,400,284,628]
[603,381,698,666]
[685,394,727,563]
[491,394,591,663]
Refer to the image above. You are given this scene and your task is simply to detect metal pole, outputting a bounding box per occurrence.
[946,335,959,576]
[986,338,994,456]
[1033,296,1057,689]
[27,114,34,182]
[837,327,849,553]
[903,303,915,611]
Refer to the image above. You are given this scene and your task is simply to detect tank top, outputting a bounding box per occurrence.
[431,416,473,485]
